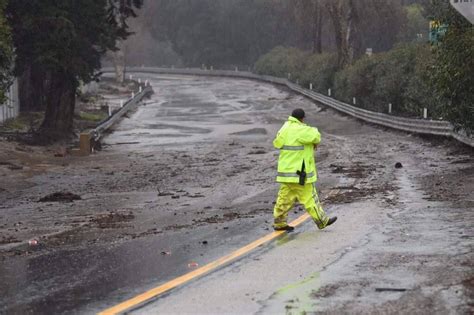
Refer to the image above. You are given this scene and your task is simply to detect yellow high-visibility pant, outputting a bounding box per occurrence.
[273,182,329,229]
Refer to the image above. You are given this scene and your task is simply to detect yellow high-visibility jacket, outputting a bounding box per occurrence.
[273,116,321,184]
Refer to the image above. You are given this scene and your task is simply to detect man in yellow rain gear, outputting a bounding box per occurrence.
[272,108,337,231]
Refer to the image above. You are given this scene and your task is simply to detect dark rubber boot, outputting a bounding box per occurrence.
[326,216,337,227]
[274,225,295,232]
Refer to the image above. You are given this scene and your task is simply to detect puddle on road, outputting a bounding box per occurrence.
[256,228,332,314]
[144,123,211,134]
[230,128,267,136]
[259,270,322,314]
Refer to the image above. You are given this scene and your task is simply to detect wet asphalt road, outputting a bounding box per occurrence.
[1,74,334,314]
[1,74,472,314]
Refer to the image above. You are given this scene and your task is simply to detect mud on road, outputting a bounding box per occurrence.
[0,74,472,314]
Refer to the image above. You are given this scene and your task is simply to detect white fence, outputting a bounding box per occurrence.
[101,67,473,148]
[0,79,19,124]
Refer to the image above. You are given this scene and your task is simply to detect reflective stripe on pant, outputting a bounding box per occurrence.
[273,182,329,229]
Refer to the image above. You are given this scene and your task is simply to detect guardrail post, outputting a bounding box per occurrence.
[388,103,392,114]
[309,83,313,90]
[129,74,133,80]
[138,78,141,84]
[423,108,428,119]
[235,66,238,72]
[120,100,124,108]
[79,133,91,155]
[139,86,142,93]
[108,105,112,116]
[353,97,356,105]
[132,91,135,98]
[287,73,291,80]
[145,80,149,86]
[328,88,331,97]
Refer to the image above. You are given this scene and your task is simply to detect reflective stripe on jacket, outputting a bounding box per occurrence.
[273,116,321,184]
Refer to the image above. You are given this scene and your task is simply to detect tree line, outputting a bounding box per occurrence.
[253,1,473,133]
[126,0,419,68]
[0,0,472,137]
[0,0,143,139]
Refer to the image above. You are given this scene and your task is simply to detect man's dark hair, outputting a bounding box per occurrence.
[291,108,305,120]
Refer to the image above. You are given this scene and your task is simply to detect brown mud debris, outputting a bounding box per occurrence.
[91,211,135,228]
[189,209,268,226]
[8,164,24,170]
[0,161,23,170]
[54,147,67,157]
[0,235,20,245]
[461,276,474,301]
[329,162,376,178]
[326,184,395,204]
[157,190,173,197]
[421,166,473,203]
[311,283,341,298]
[164,223,193,231]
[248,149,266,155]
[38,192,82,203]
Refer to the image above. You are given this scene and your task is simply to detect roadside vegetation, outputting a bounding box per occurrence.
[0,112,43,133]
[255,43,437,118]
[0,0,12,104]
[254,2,473,133]
[77,111,107,123]
[3,0,143,141]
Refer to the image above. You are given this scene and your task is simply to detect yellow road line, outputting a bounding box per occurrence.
[99,189,338,315]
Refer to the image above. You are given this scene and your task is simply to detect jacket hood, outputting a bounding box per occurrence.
[288,116,303,124]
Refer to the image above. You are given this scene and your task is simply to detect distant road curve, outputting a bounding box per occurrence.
[102,66,473,148]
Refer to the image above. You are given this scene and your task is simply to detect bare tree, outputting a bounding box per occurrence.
[107,0,143,83]
[313,1,323,53]
[326,0,359,68]
[290,0,325,53]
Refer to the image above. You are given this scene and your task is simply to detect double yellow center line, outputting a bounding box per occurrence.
[99,189,339,314]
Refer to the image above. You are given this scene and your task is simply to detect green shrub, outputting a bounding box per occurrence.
[373,43,419,114]
[334,42,438,116]
[254,43,452,122]
[0,112,43,132]
[403,45,440,118]
[78,111,107,122]
[300,53,337,94]
[255,47,338,93]
[430,26,474,133]
[334,55,380,110]
[254,46,308,79]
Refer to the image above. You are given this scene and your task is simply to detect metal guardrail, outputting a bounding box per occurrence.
[102,67,473,148]
[74,78,153,155]
[91,85,153,141]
